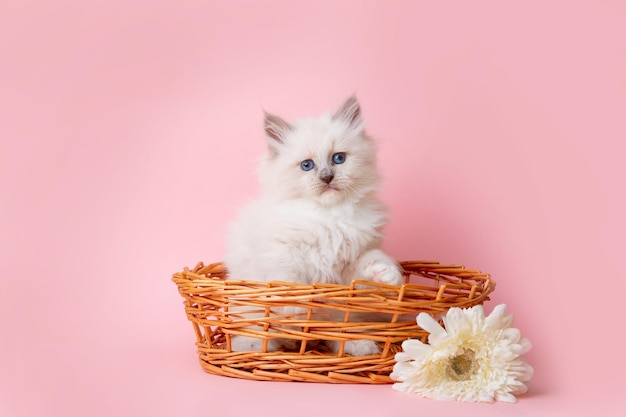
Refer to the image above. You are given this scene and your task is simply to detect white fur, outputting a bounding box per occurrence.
[224,96,402,355]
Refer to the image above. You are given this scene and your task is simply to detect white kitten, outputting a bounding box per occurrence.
[224,96,402,355]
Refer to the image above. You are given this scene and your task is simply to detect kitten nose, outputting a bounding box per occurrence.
[320,173,334,184]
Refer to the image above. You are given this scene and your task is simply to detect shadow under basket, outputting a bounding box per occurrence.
[172,260,495,384]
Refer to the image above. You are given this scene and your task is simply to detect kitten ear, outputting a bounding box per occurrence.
[332,95,364,131]
[264,112,292,144]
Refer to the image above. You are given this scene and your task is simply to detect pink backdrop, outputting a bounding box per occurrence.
[2,1,624,416]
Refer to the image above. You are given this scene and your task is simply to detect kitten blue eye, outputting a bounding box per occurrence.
[332,152,346,164]
[300,159,315,171]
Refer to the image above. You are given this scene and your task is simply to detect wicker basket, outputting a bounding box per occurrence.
[172,260,494,384]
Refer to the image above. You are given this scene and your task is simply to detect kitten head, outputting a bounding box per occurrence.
[258,95,380,205]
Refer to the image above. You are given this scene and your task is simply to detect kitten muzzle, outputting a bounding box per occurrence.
[319,168,334,185]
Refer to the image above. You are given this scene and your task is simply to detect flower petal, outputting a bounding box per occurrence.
[417,312,446,338]
[390,361,413,381]
[399,338,431,359]
[501,327,522,344]
[485,304,508,328]
[392,381,411,392]
[443,306,481,337]
[495,392,518,403]
[519,337,532,355]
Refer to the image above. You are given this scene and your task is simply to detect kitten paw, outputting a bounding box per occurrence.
[346,340,381,356]
[230,335,304,352]
[326,340,381,356]
[230,336,265,352]
[365,262,404,286]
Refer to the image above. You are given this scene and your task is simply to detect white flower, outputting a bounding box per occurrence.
[391,304,533,403]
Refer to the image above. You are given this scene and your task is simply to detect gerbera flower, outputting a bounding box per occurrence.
[391,304,533,403]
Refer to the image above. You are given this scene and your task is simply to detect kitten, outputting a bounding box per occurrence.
[224,95,402,356]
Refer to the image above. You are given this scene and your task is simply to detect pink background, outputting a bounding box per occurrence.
[1,1,624,416]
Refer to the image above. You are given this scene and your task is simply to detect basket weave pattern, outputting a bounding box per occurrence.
[172,260,494,384]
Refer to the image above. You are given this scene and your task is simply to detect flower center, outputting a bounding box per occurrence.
[446,349,478,381]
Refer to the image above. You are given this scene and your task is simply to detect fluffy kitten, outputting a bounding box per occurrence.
[224,95,402,355]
